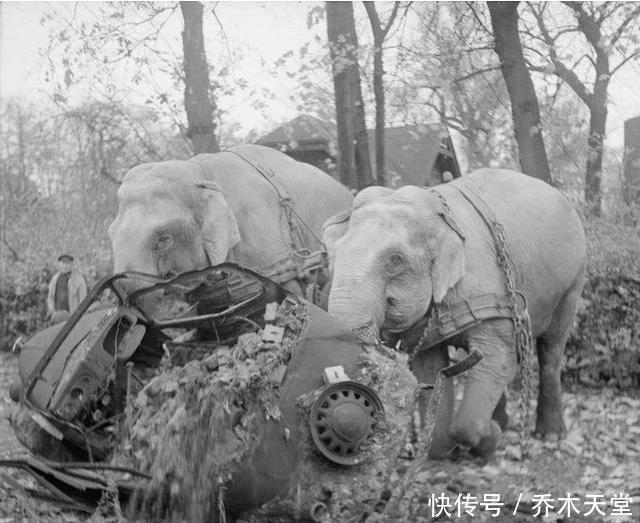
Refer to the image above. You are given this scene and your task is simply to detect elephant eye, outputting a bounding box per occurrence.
[154,234,174,254]
[386,253,406,274]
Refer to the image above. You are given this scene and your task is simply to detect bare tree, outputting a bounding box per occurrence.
[42,2,225,156]
[488,2,551,183]
[326,1,373,189]
[363,1,402,185]
[391,3,518,170]
[180,1,220,154]
[524,1,640,214]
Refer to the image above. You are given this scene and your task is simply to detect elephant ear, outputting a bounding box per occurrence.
[321,209,351,274]
[427,190,466,303]
[197,181,241,265]
[431,228,465,303]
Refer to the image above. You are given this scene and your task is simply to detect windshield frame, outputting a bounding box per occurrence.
[127,264,269,329]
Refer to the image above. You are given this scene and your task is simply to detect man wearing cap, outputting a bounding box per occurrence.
[46,254,88,324]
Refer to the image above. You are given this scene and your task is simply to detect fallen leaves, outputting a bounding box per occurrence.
[565,272,640,389]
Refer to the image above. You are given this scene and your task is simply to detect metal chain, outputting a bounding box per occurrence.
[382,377,446,518]
[432,188,453,216]
[492,222,536,453]
[220,150,330,295]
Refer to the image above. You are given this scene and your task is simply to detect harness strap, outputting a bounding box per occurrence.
[450,178,522,289]
[225,149,326,252]
[225,149,294,206]
[211,149,329,291]
[382,293,514,354]
[259,251,328,285]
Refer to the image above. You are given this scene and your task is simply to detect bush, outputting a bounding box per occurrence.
[564,215,640,389]
[0,270,51,352]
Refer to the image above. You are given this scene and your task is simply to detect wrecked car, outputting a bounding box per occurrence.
[3,263,479,520]
[12,265,287,462]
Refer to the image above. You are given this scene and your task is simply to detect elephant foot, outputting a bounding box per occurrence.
[533,425,566,442]
[469,421,502,460]
[449,419,502,460]
[534,409,566,441]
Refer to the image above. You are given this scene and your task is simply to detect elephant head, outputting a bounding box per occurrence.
[108,161,241,279]
[324,185,466,334]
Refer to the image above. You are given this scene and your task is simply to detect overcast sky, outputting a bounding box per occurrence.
[0,1,328,137]
[1,1,639,150]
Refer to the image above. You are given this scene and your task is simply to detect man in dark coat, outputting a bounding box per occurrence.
[46,254,87,324]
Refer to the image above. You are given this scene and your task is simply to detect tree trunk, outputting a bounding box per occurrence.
[488,2,551,183]
[584,73,609,216]
[364,1,393,186]
[180,1,219,155]
[326,1,373,190]
[371,45,385,186]
[353,70,373,190]
[585,106,606,215]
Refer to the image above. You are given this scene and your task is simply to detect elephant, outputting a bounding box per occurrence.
[108,144,353,299]
[323,169,586,459]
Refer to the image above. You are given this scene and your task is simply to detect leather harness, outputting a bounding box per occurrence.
[383,293,516,354]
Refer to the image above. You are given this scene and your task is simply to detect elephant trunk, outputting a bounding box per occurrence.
[328,274,385,336]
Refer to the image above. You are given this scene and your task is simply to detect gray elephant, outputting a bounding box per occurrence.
[108,144,353,298]
[323,169,586,458]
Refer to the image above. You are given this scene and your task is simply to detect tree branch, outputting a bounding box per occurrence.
[530,62,592,105]
[465,1,492,37]
[381,2,402,38]
[529,4,593,105]
[609,5,640,46]
[453,65,501,83]
[364,2,383,43]
[611,49,640,75]
[563,1,605,59]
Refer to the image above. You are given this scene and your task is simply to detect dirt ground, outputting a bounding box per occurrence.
[1,350,639,522]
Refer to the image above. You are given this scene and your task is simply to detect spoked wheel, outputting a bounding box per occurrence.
[309,381,384,465]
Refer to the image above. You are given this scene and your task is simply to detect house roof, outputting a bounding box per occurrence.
[256,115,452,186]
[257,114,337,149]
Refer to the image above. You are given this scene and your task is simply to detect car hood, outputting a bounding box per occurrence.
[19,309,111,410]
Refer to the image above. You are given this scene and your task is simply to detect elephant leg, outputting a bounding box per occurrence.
[409,343,455,458]
[535,274,583,438]
[449,319,517,459]
[491,392,508,431]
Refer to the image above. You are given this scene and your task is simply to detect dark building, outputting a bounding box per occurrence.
[256,114,461,187]
[624,116,640,204]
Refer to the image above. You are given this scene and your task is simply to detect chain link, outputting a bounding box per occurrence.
[492,222,536,453]
[432,188,453,216]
